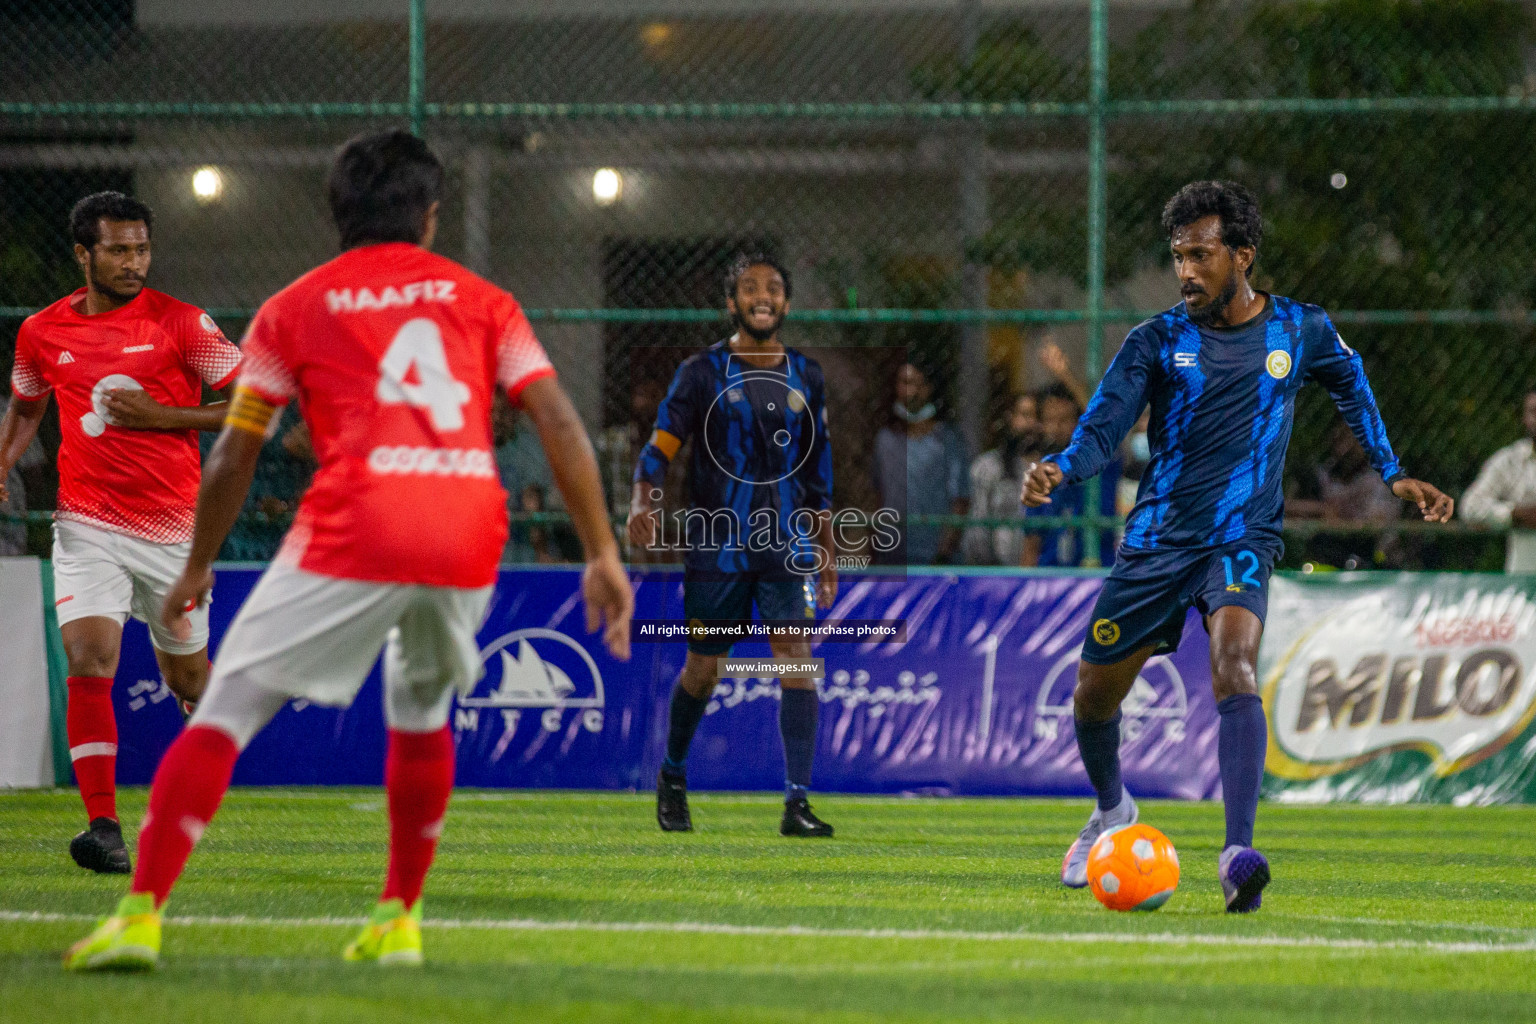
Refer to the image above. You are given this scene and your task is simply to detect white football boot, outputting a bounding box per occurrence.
[1061,786,1137,888]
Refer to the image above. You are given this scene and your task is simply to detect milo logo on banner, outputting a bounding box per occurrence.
[1263,580,1536,783]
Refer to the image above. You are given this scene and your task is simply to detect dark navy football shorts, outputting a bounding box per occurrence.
[1080,539,1281,665]
[682,570,814,655]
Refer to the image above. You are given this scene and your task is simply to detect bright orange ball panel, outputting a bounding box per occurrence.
[1086,823,1180,912]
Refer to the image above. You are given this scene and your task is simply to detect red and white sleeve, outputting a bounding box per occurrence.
[10,322,51,399]
[496,300,556,403]
[236,309,299,407]
[182,308,244,389]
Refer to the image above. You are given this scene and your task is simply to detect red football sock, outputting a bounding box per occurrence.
[381,727,455,911]
[66,675,118,822]
[131,725,239,908]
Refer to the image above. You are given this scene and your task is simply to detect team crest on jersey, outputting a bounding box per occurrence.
[1092,618,1120,646]
[458,628,606,735]
[199,313,220,334]
[1266,350,1293,379]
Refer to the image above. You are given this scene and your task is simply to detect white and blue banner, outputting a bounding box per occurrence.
[106,566,1222,798]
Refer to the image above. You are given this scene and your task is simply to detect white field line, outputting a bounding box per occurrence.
[5,910,1535,954]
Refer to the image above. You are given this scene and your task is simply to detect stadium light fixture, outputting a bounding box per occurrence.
[592,168,623,206]
[192,166,224,202]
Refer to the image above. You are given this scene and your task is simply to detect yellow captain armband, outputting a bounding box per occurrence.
[649,429,682,461]
[225,385,279,437]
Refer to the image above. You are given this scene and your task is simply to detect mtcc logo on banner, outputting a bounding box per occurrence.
[458,628,606,736]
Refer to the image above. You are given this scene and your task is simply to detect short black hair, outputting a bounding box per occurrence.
[1161,180,1263,278]
[327,129,444,250]
[70,191,153,249]
[725,252,793,302]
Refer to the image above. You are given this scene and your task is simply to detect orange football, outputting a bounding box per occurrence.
[1086,823,1180,911]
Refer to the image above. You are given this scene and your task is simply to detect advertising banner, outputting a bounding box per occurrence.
[110,566,1220,797]
[1261,573,1536,804]
[104,566,1536,802]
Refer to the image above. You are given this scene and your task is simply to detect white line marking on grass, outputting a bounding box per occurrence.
[5,910,1535,954]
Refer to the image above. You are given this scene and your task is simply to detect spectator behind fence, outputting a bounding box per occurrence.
[1461,388,1536,572]
[1284,420,1402,568]
[873,362,970,565]
[493,392,567,563]
[0,395,47,555]
[218,408,317,560]
[1023,384,1118,567]
[964,392,1042,565]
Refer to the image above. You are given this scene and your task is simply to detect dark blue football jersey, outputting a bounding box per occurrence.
[635,340,833,575]
[1047,296,1403,551]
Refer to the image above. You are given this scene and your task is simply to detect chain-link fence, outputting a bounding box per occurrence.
[4,0,1532,569]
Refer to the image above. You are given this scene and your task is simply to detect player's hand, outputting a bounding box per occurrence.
[816,566,838,610]
[0,463,11,503]
[1392,478,1455,523]
[104,388,171,430]
[582,550,633,661]
[626,502,659,549]
[161,564,214,643]
[1021,460,1063,507]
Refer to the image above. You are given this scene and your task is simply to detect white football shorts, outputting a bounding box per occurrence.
[52,518,210,656]
[205,561,494,711]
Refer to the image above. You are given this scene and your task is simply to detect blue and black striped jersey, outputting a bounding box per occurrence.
[1047,296,1403,551]
[635,340,832,576]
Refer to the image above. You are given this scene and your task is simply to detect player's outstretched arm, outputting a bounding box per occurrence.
[1392,478,1455,523]
[1021,460,1064,508]
[161,388,270,640]
[520,376,633,661]
[0,395,48,504]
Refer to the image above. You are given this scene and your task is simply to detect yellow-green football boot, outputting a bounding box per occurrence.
[63,893,160,971]
[342,898,423,966]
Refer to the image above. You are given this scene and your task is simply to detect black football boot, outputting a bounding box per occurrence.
[656,770,693,832]
[70,817,131,874]
[780,797,834,838]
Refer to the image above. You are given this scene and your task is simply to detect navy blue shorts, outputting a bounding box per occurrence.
[683,571,814,655]
[1080,539,1280,665]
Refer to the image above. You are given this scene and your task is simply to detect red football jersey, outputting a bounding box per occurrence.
[238,242,557,588]
[12,287,242,544]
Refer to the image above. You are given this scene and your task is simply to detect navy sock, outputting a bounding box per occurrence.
[1217,693,1267,848]
[779,687,819,794]
[664,685,711,775]
[1074,712,1124,812]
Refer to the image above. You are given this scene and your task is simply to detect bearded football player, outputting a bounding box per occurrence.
[1024,181,1453,912]
[0,192,241,875]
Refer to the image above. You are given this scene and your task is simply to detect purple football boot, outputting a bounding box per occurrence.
[1219,845,1271,913]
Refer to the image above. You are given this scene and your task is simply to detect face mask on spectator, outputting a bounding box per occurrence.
[1129,431,1151,462]
[893,401,936,424]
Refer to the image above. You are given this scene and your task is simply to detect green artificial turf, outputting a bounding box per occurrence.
[2,789,1534,1023]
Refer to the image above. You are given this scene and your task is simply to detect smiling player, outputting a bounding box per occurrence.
[627,254,838,837]
[1024,181,1453,912]
[0,192,240,875]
